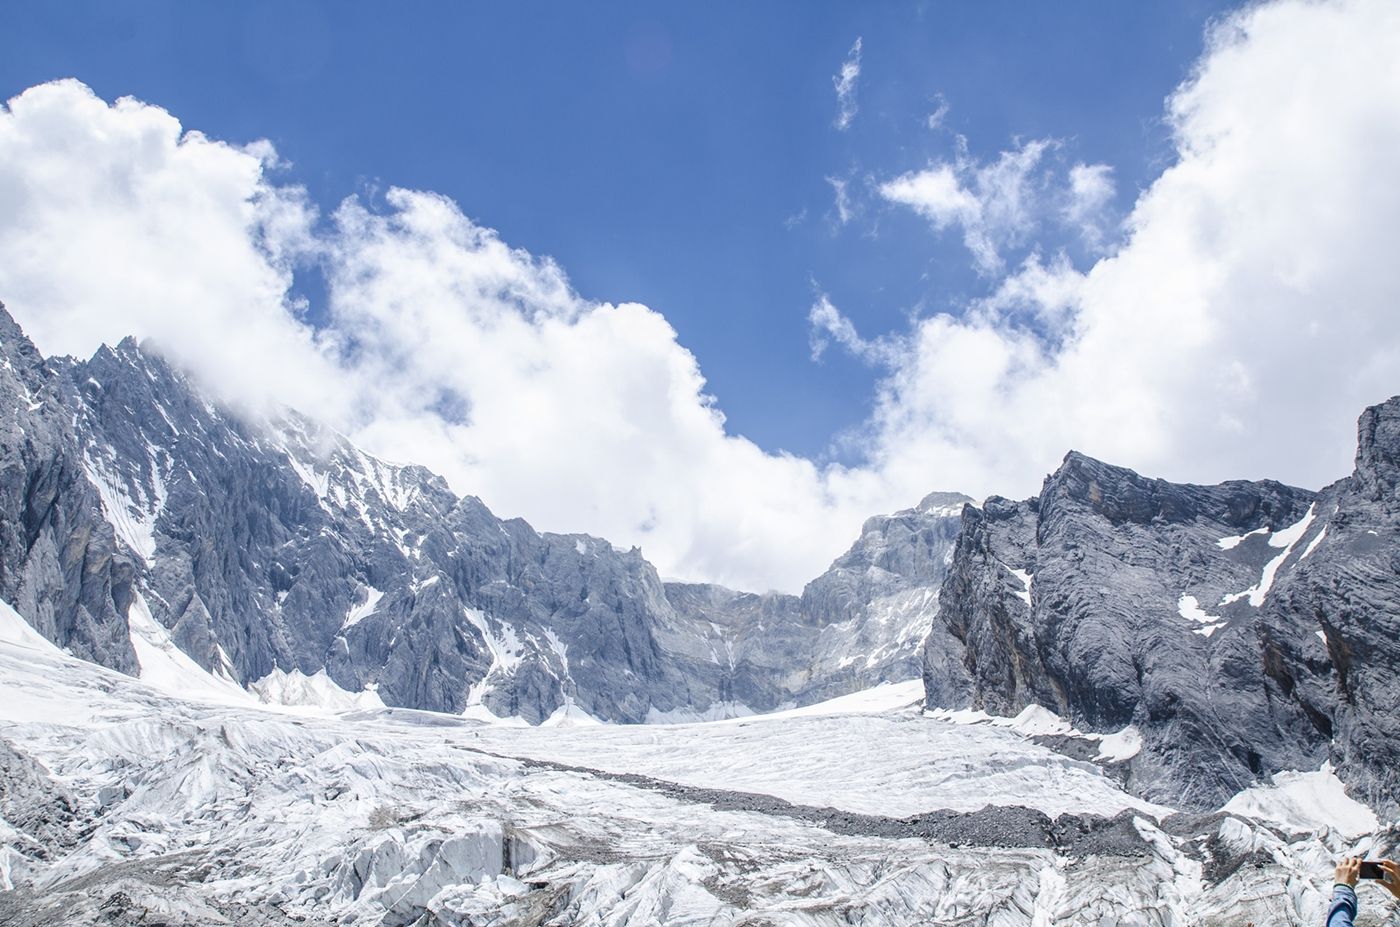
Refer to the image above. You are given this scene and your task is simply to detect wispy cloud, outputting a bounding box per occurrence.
[808,293,897,364]
[926,93,950,130]
[832,37,862,131]
[1063,162,1116,249]
[825,175,854,225]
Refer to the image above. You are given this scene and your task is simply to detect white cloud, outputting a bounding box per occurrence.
[0,80,891,594]
[855,0,1400,501]
[825,175,854,225]
[808,294,896,365]
[3,0,1400,596]
[832,38,862,131]
[0,81,344,422]
[880,139,1052,274]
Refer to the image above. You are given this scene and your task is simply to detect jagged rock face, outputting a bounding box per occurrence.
[924,399,1400,813]
[0,308,137,673]
[1268,398,1400,812]
[793,490,971,700]
[0,305,963,724]
[42,331,728,723]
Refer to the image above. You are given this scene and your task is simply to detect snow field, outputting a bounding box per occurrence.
[469,697,1167,820]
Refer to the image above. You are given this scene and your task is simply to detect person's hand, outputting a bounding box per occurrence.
[1382,860,1400,900]
[1337,857,1362,886]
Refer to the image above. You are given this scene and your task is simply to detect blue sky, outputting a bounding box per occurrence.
[3,1,1398,592]
[3,1,1237,460]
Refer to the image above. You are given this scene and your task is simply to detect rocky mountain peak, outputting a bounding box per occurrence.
[914,490,975,516]
[0,302,52,391]
[1353,394,1400,505]
[0,305,975,725]
[1039,449,1177,526]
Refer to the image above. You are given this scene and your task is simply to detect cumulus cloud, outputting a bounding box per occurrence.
[0,81,343,420]
[832,37,862,131]
[856,0,1400,500]
[3,0,1400,595]
[0,79,889,594]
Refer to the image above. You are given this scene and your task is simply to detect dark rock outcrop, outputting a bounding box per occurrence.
[923,398,1400,813]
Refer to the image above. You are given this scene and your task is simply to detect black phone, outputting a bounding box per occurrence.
[1359,861,1387,881]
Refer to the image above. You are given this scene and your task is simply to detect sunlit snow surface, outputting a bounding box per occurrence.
[0,605,1389,926]
[470,683,1164,820]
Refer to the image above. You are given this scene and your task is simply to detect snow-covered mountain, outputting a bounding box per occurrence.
[4,301,1400,924]
[922,399,1400,815]
[0,304,953,724]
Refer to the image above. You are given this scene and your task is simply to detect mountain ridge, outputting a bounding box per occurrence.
[0,302,954,724]
[4,300,1399,814]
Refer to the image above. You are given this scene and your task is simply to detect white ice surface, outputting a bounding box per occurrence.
[1221,504,1318,608]
[0,598,63,655]
[1300,526,1329,560]
[1008,568,1034,606]
[127,593,256,706]
[1217,526,1268,550]
[1094,726,1144,763]
[462,608,525,708]
[927,704,1143,765]
[1222,764,1378,839]
[472,689,1169,820]
[1178,593,1227,637]
[737,678,924,721]
[83,456,161,563]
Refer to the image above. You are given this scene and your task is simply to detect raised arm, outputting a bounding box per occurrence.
[1328,857,1361,927]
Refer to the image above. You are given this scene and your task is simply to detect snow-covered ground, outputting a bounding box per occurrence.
[0,603,1392,926]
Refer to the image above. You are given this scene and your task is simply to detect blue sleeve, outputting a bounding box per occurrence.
[1326,884,1357,927]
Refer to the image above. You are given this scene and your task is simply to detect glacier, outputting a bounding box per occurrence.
[1,598,1391,926]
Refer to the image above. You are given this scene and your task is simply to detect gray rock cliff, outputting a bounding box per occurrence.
[0,308,138,672]
[923,399,1400,812]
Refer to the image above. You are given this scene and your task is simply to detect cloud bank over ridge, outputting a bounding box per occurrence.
[1,0,1399,593]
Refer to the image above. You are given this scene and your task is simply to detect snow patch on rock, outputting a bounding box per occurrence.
[1178,594,1227,637]
[342,587,385,630]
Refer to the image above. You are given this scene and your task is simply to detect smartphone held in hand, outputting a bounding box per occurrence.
[1359,861,1387,881]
